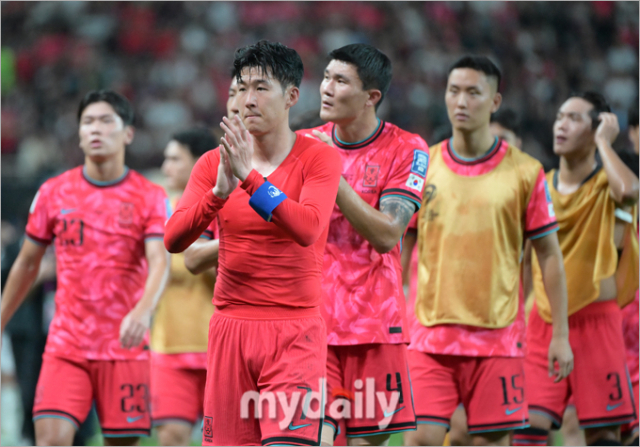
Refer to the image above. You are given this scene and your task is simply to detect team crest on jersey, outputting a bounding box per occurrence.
[411,149,429,177]
[363,164,380,188]
[406,174,425,192]
[118,202,134,226]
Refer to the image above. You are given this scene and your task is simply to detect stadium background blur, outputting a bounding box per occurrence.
[1,2,638,446]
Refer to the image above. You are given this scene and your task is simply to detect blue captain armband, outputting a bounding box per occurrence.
[249,181,287,222]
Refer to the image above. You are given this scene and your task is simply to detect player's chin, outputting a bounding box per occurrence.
[319,109,339,123]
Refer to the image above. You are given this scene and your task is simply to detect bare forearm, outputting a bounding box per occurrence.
[336,180,404,253]
[135,256,170,315]
[1,262,40,331]
[184,240,220,275]
[537,251,569,337]
[597,139,639,204]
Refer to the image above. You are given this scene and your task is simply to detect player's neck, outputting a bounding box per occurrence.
[558,149,597,188]
[252,122,296,168]
[334,113,380,144]
[84,157,126,183]
[451,126,496,159]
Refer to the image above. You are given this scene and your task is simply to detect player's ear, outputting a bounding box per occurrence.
[491,92,502,114]
[124,125,135,145]
[367,89,382,110]
[284,86,299,110]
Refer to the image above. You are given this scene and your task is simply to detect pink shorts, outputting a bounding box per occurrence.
[526,301,636,429]
[408,350,529,433]
[150,363,206,426]
[202,307,326,446]
[33,353,150,437]
[324,344,416,438]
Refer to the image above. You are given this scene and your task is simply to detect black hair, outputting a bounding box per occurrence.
[328,43,392,111]
[490,108,520,136]
[628,104,638,128]
[233,40,303,90]
[171,127,217,158]
[77,90,135,125]
[572,91,611,129]
[448,56,502,92]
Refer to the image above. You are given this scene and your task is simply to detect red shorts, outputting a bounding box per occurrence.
[202,307,326,446]
[324,344,416,439]
[526,300,636,429]
[150,363,206,426]
[33,353,150,437]
[408,350,529,433]
[621,377,640,437]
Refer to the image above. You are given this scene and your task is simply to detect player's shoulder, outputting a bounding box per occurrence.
[382,121,429,151]
[126,169,167,196]
[38,166,82,192]
[504,143,544,177]
[295,131,340,161]
[295,122,333,139]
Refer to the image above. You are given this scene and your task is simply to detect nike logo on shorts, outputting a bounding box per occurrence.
[505,407,521,415]
[288,422,311,431]
[606,403,623,411]
[127,415,143,423]
[383,406,405,418]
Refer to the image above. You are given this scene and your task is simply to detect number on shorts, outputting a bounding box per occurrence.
[607,372,623,401]
[386,372,404,404]
[120,383,149,413]
[499,374,524,405]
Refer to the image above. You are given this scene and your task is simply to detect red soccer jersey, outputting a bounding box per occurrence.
[409,138,555,357]
[164,138,342,315]
[298,120,429,345]
[25,166,169,361]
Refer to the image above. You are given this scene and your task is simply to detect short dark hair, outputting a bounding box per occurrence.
[448,56,502,92]
[172,127,217,158]
[233,40,303,90]
[628,104,638,128]
[490,108,520,136]
[572,91,611,129]
[77,90,135,125]
[328,44,392,111]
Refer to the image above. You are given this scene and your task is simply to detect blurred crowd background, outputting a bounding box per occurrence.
[1,2,638,446]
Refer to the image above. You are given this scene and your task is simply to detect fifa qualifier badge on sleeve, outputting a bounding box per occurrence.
[411,149,429,177]
[543,179,556,218]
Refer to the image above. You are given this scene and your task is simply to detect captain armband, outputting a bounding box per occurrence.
[248,181,287,222]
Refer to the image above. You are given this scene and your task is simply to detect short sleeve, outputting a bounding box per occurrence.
[144,187,170,240]
[380,137,430,211]
[525,168,559,240]
[25,185,54,246]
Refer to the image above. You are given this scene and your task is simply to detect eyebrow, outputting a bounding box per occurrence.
[448,83,481,90]
[81,114,115,120]
[237,78,271,86]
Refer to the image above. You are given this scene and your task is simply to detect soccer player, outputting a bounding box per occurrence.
[403,56,573,447]
[620,105,639,447]
[164,40,342,446]
[150,127,218,446]
[514,92,639,446]
[0,90,170,446]
[298,43,428,446]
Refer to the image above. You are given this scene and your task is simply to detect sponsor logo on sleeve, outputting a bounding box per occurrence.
[411,149,429,177]
[406,174,425,192]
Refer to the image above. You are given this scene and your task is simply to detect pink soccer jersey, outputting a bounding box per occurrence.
[409,139,555,357]
[299,120,429,345]
[25,166,169,361]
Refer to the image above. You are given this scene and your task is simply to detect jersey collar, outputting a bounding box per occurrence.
[82,166,130,187]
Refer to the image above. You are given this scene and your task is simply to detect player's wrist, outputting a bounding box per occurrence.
[212,185,230,200]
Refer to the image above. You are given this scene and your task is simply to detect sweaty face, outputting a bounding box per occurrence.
[319,60,371,124]
[235,66,294,136]
[227,78,240,119]
[78,102,132,162]
[162,140,196,191]
[553,97,596,157]
[490,122,519,147]
[445,68,500,132]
